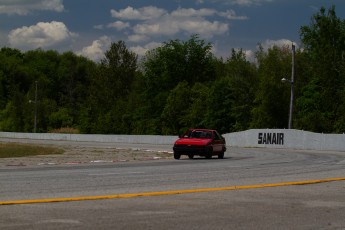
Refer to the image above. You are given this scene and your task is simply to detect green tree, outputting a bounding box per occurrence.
[0,48,34,131]
[84,41,138,134]
[143,35,215,93]
[101,40,137,97]
[142,35,216,134]
[161,81,191,134]
[49,107,73,130]
[181,82,209,129]
[0,48,25,110]
[205,77,235,134]
[298,5,345,132]
[224,49,257,131]
[56,52,95,131]
[251,45,292,129]
[22,49,60,132]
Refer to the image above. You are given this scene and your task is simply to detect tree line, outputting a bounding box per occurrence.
[0,6,344,135]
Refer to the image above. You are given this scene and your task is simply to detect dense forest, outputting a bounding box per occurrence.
[0,6,344,135]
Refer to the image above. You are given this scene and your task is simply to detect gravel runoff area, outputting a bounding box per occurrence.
[0,140,174,168]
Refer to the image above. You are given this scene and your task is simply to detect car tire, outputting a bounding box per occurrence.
[218,152,224,159]
[206,147,213,159]
[188,154,194,159]
[174,153,181,160]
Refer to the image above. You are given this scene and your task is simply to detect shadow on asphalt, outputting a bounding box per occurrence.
[177,156,253,161]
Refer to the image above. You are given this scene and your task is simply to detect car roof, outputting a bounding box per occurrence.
[189,128,216,132]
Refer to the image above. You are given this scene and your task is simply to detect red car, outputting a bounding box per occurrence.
[173,128,226,159]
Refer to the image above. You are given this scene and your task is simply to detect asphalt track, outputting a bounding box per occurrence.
[0,140,345,229]
[1,177,345,206]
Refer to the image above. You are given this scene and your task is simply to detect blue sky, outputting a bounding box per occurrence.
[0,0,344,62]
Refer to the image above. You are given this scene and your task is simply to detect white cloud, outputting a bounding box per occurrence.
[0,0,64,15]
[116,6,231,39]
[0,30,8,45]
[107,21,130,30]
[133,22,177,36]
[244,49,255,62]
[218,9,248,20]
[171,8,216,17]
[133,16,228,38]
[111,6,167,20]
[77,36,112,62]
[207,0,273,6]
[261,39,298,50]
[93,24,104,30]
[109,6,248,45]
[40,0,64,12]
[8,21,77,50]
[130,42,162,56]
[232,0,273,6]
[128,34,149,43]
[182,19,228,37]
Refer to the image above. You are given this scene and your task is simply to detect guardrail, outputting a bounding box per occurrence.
[1,129,345,151]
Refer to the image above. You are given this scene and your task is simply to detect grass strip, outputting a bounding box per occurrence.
[0,142,64,158]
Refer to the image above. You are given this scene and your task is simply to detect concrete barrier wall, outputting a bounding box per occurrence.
[222,129,345,151]
[0,132,177,145]
[1,129,345,151]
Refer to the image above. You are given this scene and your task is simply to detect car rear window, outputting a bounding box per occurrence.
[190,131,212,138]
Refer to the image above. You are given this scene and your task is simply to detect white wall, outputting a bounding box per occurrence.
[1,129,345,152]
[0,132,177,145]
[222,129,345,151]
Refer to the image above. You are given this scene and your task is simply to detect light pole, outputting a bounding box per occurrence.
[29,81,38,133]
[281,44,295,129]
[34,81,37,133]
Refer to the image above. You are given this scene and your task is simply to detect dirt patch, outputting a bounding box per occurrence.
[0,144,173,167]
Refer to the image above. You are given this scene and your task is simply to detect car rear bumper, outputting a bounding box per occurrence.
[173,145,211,155]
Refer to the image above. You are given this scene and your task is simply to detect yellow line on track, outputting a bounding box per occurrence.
[1,177,345,205]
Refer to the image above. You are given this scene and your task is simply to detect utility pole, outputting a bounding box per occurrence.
[288,44,295,129]
[29,81,38,133]
[34,81,37,133]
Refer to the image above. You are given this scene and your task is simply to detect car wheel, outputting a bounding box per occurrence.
[218,152,224,159]
[174,153,181,160]
[188,154,194,159]
[206,147,213,159]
